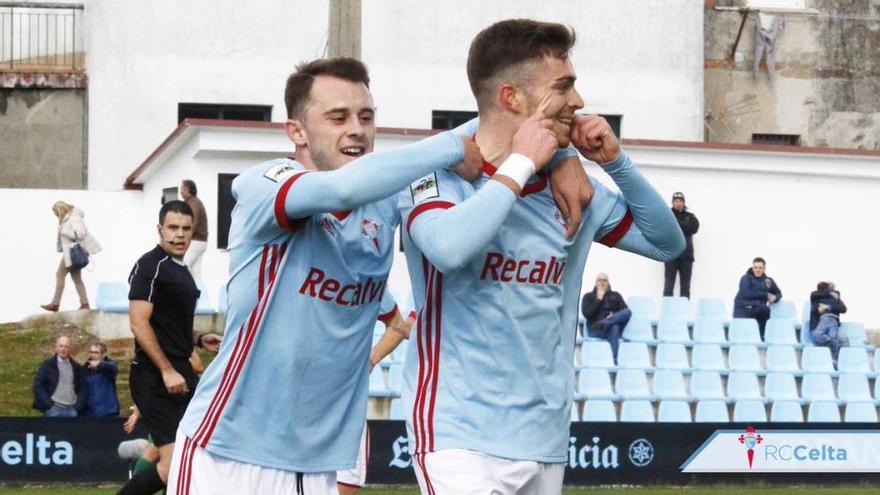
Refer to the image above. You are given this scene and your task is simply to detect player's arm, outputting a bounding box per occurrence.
[370,309,415,372]
[284,131,481,220]
[129,300,188,395]
[192,331,222,353]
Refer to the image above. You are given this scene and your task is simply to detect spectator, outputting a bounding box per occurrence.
[810,281,848,365]
[41,201,102,312]
[581,273,631,363]
[663,192,699,299]
[32,335,88,417]
[180,180,208,285]
[83,341,120,417]
[733,257,782,337]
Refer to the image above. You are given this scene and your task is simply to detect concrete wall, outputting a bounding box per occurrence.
[0,89,85,188]
[704,0,880,148]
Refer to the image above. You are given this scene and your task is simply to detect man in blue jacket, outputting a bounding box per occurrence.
[83,341,120,417]
[32,335,88,417]
[733,257,782,337]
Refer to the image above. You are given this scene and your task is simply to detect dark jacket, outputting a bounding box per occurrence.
[581,288,628,328]
[671,207,699,261]
[32,355,88,413]
[83,358,120,417]
[733,268,782,313]
[809,290,847,330]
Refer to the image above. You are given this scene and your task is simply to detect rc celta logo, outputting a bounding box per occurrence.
[738,426,763,468]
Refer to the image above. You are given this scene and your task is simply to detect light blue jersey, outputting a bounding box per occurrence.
[179,130,467,473]
[398,152,684,463]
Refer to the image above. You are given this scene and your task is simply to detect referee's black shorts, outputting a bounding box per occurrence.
[129,356,198,447]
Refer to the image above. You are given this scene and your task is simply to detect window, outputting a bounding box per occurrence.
[217,173,239,249]
[161,187,179,205]
[178,103,272,124]
[432,110,478,130]
[752,133,800,146]
[600,114,623,138]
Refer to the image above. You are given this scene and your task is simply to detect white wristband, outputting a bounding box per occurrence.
[494,153,536,190]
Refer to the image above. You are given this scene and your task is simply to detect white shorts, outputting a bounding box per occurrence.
[167,429,337,495]
[336,423,369,488]
[412,449,565,495]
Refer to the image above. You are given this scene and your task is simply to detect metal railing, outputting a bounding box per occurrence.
[0,2,84,71]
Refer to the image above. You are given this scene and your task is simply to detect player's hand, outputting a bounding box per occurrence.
[452,137,484,181]
[511,92,558,171]
[123,408,140,434]
[570,114,620,165]
[162,369,189,395]
[201,333,222,352]
[550,156,593,237]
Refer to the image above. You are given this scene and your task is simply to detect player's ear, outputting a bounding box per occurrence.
[285,119,308,148]
[498,83,524,114]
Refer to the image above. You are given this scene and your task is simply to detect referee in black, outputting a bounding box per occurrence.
[117,200,221,495]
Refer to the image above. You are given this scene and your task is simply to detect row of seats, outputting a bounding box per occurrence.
[578,341,879,376]
[96,281,224,315]
[575,368,880,405]
[625,296,797,325]
[572,399,880,423]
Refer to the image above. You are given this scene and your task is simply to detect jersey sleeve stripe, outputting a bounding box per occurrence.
[598,209,634,247]
[378,304,398,323]
[406,200,456,233]
[273,172,310,232]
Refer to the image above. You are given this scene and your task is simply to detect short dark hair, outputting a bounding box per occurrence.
[753,257,766,265]
[90,341,107,354]
[817,281,830,292]
[467,19,576,109]
[284,58,370,119]
[181,179,197,196]
[159,200,193,225]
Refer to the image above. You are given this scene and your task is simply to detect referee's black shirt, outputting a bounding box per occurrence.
[128,244,200,363]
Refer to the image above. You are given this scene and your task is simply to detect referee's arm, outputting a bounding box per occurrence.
[130,300,189,395]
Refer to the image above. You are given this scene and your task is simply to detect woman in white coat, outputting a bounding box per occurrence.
[41,201,102,312]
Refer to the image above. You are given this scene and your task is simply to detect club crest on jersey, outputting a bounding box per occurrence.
[410,172,439,203]
[361,218,382,253]
[263,163,298,183]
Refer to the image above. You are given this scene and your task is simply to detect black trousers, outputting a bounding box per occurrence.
[734,305,771,337]
[663,258,693,299]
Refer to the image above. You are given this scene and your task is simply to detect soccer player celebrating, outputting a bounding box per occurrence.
[165,57,563,494]
[398,19,686,494]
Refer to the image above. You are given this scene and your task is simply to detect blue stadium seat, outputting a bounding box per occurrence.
[617,342,653,370]
[697,298,727,323]
[580,341,616,370]
[733,400,768,422]
[389,398,406,420]
[571,403,581,422]
[577,369,617,401]
[844,402,879,423]
[96,282,129,313]
[764,319,799,347]
[695,400,729,422]
[800,301,813,344]
[764,373,801,404]
[840,322,870,348]
[387,364,404,397]
[658,400,692,423]
[837,374,873,403]
[660,296,693,324]
[655,343,690,371]
[838,348,872,375]
[369,369,393,398]
[801,373,838,403]
[195,284,215,315]
[726,372,763,402]
[692,318,728,346]
[875,351,880,376]
[690,371,727,401]
[770,401,804,422]
[728,318,763,346]
[626,295,657,323]
[728,345,763,374]
[770,300,799,329]
[801,347,837,375]
[614,369,654,400]
[765,346,802,375]
[582,400,617,422]
[691,344,727,373]
[622,316,657,345]
[620,400,655,422]
[807,401,841,423]
[657,316,691,344]
[653,369,690,401]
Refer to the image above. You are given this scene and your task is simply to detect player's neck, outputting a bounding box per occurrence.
[294,149,319,171]
[474,116,517,166]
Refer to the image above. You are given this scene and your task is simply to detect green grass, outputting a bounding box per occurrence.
[1,487,880,494]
